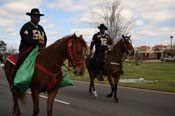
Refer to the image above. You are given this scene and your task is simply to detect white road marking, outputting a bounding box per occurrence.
[27,91,70,105]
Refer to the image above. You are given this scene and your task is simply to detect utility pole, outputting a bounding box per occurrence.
[170,35,173,56]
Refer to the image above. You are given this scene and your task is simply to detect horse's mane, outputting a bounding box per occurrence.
[49,34,87,47]
[110,37,123,50]
[72,34,87,48]
[38,34,87,57]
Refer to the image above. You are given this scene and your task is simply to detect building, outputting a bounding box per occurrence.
[135,46,152,60]
[135,44,175,60]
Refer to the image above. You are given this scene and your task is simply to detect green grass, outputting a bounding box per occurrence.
[69,62,175,93]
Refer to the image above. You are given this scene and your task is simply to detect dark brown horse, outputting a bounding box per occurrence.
[86,35,134,103]
[4,34,87,116]
[0,53,6,68]
[0,53,5,63]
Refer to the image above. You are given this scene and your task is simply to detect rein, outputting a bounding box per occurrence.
[35,63,62,78]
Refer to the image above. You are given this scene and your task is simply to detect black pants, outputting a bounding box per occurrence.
[13,47,33,77]
[94,51,105,75]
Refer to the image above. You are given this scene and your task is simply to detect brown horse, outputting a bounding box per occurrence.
[86,35,134,103]
[4,34,87,116]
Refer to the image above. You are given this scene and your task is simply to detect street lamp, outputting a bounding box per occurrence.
[170,36,173,56]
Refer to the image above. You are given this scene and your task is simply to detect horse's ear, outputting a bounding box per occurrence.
[122,34,125,38]
[73,33,77,37]
[80,35,83,38]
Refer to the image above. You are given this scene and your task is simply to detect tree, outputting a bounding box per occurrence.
[92,0,134,41]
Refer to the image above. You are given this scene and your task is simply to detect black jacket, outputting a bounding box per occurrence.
[90,32,112,53]
[19,22,47,53]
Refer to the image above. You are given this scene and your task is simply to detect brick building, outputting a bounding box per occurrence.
[135,45,175,60]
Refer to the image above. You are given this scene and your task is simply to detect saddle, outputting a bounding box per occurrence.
[6,54,18,65]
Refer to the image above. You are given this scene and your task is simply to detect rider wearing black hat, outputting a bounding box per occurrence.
[90,24,112,81]
[19,8,47,53]
[14,8,47,76]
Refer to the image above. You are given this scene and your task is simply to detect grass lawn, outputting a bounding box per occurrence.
[69,62,175,93]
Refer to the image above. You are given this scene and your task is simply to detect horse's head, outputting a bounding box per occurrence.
[121,35,135,56]
[67,33,87,75]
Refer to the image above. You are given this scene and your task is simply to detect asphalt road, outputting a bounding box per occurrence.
[0,69,175,116]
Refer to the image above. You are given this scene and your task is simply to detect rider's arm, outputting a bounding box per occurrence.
[20,24,39,46]
[107,34,112,45]
[90,34,97,50]
[39,25,47,47]
[90,34,96,54]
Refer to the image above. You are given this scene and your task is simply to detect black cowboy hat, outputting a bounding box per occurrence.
[26,8,44,16]
[98,24,108,30]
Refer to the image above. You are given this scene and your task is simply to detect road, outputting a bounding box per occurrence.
[0,69,175,116]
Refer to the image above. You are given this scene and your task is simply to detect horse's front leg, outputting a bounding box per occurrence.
[47,89,58,116]
[106,75,114,98]
[113,74,120,103]
[12,91,21,116]
[31,89,40,116]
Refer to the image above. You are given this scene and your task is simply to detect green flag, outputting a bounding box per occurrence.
[13,46,39,95]
[60,65,74,88]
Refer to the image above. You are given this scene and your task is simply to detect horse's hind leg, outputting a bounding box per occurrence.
[47,89,58,116]
[31,89,40,116]
[4,62,21,116]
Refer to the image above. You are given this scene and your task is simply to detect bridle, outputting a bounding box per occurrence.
[67,39,85,67]
[121,36,132,55]
[35,38,85,78]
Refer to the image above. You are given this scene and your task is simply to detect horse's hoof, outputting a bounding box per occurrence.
[93,91,98,98]
[106,94,112,98]
[114,98,119,103]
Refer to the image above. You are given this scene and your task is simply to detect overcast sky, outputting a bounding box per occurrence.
[0,0,175,50]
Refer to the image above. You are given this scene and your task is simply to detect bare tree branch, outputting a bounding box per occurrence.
[91,0,134,41]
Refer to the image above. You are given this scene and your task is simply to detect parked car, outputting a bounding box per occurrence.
[161,56,175,62]
[0,62,4,68]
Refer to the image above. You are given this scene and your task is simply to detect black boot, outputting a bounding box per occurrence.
[97,71,104,81]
